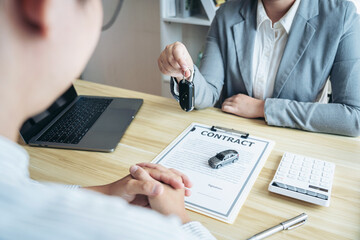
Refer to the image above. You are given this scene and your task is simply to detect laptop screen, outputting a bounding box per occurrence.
[20,85,77,143]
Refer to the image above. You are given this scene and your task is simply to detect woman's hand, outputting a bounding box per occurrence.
[158,41,194,82]
[222,94,265,118]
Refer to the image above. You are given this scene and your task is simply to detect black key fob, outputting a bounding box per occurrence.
[179,79,194,112]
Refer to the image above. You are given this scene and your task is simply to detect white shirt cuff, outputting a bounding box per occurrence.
[181,221,217,240]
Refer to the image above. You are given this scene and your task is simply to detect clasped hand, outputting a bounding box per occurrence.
[85,163,192,224]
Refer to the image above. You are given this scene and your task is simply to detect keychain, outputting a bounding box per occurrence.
[179,69,195,112]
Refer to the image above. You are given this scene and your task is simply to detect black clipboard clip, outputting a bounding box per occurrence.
[210,126,249,139]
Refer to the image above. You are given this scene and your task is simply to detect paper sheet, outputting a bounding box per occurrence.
[152,123,275,223]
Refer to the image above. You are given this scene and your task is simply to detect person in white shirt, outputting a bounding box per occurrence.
[0,0,215,239]
[158,0,360,137]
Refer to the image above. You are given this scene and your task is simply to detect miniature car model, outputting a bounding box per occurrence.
[208,149,239,169]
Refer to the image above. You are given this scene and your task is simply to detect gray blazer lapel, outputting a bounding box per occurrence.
[232,0,257,97]
[273,0,318,98]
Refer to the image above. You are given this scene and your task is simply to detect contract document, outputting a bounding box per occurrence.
[152,123,275,223]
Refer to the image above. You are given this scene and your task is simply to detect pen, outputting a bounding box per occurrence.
[247,213,308,240]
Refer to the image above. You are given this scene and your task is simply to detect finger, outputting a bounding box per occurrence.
[158,54,182,78]
[168,56,181,71]
[221,101,231,109]
[126,178,163,197]
[222,103,236,114]
[172,43,190,71]
[138,163,170,172]
[157,57,167,74]
[136,162,159,169]
[130,195,149,207]
[138,163,191,189]
[136,163,186,189]
[224,95,236,103]
[222,99,232,106]
[161,58,179,77]
[183,68,191,79]
[169,168,193,188]
[158,58,172,76]
[185,188,192,197]
[130,165,152,181]
[130,165,164,196]
[146,167,184,189]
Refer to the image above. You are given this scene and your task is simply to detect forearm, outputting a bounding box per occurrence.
[265,99,360,136]
[193,65,224,109]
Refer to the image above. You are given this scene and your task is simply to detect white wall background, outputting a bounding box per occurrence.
[82,0,161,95]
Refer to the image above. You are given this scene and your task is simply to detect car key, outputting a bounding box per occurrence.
[179,70,194,112]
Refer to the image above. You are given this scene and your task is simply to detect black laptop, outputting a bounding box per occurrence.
[20,84,143,152]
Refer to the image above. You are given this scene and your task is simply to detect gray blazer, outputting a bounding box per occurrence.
[180,0,360,136]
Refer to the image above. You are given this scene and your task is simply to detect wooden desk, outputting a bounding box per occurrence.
[25,80,360,240]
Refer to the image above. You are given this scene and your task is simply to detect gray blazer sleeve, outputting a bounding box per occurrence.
[192,15,225,109]
[169,14,225,108]
[264,3,360,137]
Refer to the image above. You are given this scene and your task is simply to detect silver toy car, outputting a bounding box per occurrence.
[208,149,239,169]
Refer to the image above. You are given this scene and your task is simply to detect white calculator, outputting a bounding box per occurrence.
[269,152,335,207]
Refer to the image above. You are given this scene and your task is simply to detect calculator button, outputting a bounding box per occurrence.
[274,176,285,181]
[309,180,320,186]
[320,182,330,189]
[302,161,312,167]
[311,169,322,176]
[303,158,314,163]
[313,164,324,170]
[296,188,306,194]
[283,153,294,160]
[306,190,317,197]
[301,167,311,174]
[282,157,293,163]
[299,172,309,177]
[321,177,331,183]
[276,171,286,177]
[310,175,320,181]
[298,176,308,182]
[316,193,328,200]
[291,164,301,170]
[288,174,297,179]
[273,182,286,188]
[280,163,291,169]
[286,185,296,191]
[322,172,331,178]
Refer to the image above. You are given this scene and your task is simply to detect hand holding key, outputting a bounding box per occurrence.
[158,42,194,82]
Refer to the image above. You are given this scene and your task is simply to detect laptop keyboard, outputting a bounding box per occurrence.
[37,97,113,144]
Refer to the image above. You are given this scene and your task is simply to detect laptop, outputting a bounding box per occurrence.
[20,84,143,152]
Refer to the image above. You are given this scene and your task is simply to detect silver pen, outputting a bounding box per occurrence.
[247,213,308,240]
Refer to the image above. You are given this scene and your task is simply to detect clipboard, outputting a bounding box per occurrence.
[152,123,275,223]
